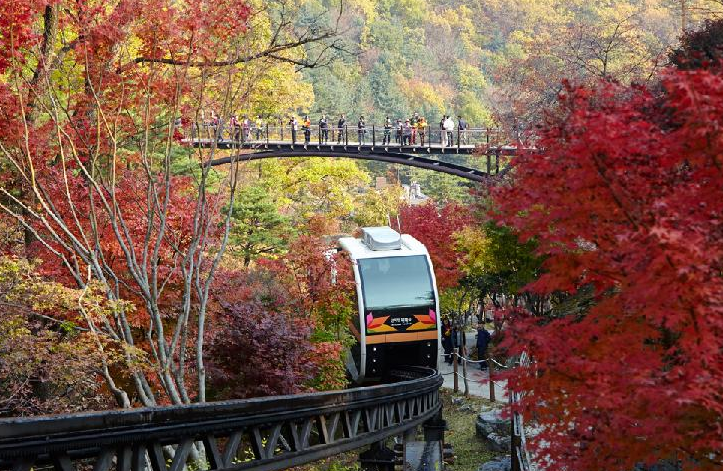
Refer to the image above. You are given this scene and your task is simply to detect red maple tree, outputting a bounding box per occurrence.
[205,236,353,396]
[0,0,259,407]
[399,202,472,290]
[492,69,723,469]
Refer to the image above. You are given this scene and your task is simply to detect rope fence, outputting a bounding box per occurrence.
[440,349,515,402]
[439,341,532,471]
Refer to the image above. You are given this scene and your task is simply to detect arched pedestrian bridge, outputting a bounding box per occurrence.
[185,124,518,182]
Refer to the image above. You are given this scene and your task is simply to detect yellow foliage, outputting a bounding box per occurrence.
[0,256,134,325]
[353,185,405,227]
[257,158,371,221]
[454,226,497,277]
[249,63,315,116]
[396,75,453,116]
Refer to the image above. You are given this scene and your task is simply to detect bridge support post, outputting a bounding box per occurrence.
[402,425,417,445]
[398,411,446,470]
[359,441,396,471]
[423,410,446,443]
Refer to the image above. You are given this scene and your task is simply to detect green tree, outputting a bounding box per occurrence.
[369,55,412,121]
[408,168,474,203]
[353,185,405,226]
[455,222,545,313]
[259,158,371,222]
[229,185,293,267]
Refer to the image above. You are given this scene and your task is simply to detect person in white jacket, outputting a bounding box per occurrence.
[443,116,455,147]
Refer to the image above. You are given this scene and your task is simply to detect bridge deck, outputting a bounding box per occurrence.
[187,138,481,154]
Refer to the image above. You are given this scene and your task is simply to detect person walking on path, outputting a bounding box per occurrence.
[442,318,454,364]
[476,324,491,370]
[357,116,366,144]
[319,114,329,144]
[337,114,346,143]
[289,115,298,144]
[457,115,468,145]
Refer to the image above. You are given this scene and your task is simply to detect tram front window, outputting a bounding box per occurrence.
[358,256,434,310]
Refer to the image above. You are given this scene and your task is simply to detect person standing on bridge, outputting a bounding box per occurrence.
[357,116,366,144]
[410,112,419,145]
[229,114,240,141]
[439,116,447,146]
[303,115,311,144]
[402,119,412,146]
[458,116,468,145]
[289,115,298,144]
[337,114,346,144]
[319,114,329,144]
[395,119,403,144]
[210,111,221,141]
[383,116,392,145]
[242,115,251,142]
[417,116,427,146]
[255,115,263,140]
[444,115,455,147]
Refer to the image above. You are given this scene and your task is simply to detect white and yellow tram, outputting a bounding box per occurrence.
[339,227,440,383]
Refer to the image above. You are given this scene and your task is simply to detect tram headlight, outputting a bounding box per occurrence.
[373,347,377,352]
[426,342,431,347]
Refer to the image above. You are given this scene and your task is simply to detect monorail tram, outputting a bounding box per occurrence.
[339,227,440,383]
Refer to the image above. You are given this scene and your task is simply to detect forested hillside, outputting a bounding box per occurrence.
[2,0,723,469]
[296,0,720,138]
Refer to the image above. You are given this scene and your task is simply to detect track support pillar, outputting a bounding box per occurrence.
[359,441,396,471]
[423,410,446,442]
[400,412,447,470]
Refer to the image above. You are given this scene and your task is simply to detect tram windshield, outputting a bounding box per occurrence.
[358,255,434,310]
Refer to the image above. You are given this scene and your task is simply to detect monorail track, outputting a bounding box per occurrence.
[0,367,442,471]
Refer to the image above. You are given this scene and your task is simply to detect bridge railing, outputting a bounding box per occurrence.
[0,367,442,471]
[188,122,506,150]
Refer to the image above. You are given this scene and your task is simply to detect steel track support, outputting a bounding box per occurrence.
[359,441,396,471]
[399,410,447,470]
[423,410,446,442]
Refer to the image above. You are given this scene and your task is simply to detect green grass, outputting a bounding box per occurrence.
[441,389,497,471]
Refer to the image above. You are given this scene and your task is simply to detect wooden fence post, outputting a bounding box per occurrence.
[453,348,459,393]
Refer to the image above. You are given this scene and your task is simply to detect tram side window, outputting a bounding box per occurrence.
[358,255,434,311]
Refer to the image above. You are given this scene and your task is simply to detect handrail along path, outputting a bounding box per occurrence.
[0,367,442,471]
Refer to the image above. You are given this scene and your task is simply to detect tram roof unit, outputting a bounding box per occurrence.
[339,227,429,260]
